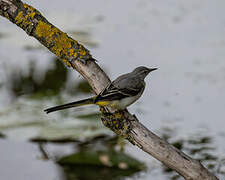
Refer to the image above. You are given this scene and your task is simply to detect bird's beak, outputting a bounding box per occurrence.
[149,68,158,72]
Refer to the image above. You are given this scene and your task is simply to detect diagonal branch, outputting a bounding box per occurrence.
[0,0,219,179]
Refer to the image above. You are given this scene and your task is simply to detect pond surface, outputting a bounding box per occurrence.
[0,0,225,179]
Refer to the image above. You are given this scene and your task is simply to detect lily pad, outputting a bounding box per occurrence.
[57,150,145,180]
[58,150,146,170]
[61,164,142,180]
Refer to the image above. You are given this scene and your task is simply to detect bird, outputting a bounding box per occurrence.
[44,66,157,114]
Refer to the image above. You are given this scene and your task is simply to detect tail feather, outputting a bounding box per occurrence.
[44,97,95,114]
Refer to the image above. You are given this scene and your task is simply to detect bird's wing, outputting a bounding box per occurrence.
[95,81,143,102]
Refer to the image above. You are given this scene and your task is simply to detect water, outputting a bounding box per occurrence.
[0,0,225,179]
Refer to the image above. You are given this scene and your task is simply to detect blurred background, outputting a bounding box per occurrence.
[0,0,225,179]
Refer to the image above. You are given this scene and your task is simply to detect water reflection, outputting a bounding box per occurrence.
[160,127,225,179]
[0,132,5,138]
[53,136,144,180]
[0,56,104,142]
[7,59,68,97]
[1,57,146,180]
[4,57,92,99]
[33,135,145,180]
[0,53,224,179]
[0,48,224,180]
[0,32,8,39]
[61,165,139,180]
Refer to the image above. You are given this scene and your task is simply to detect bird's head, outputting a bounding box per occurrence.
[133,66,157,79]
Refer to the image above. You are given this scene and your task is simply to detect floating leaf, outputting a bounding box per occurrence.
[58,150,146,171]
[57,149,145,180]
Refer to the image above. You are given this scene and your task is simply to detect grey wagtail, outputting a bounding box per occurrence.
[44,66,157,114]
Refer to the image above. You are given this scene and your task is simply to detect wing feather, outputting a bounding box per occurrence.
[95,83,143,102]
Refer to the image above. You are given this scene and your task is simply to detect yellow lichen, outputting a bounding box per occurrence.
[124,125,129,131]
[79,48,87,56]
[15,4,40,26]
[15,11,24,24]
[35,21,52,37]
[13,2,90,66]
[63,59,71,67]
[35,20,80,66]
[24,4,39,19]
[114,112,122,119]
[69,49,74,55]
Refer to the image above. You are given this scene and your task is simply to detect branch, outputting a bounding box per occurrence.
[0,1,219,179]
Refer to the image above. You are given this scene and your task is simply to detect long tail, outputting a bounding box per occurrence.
[44,97,95,114]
